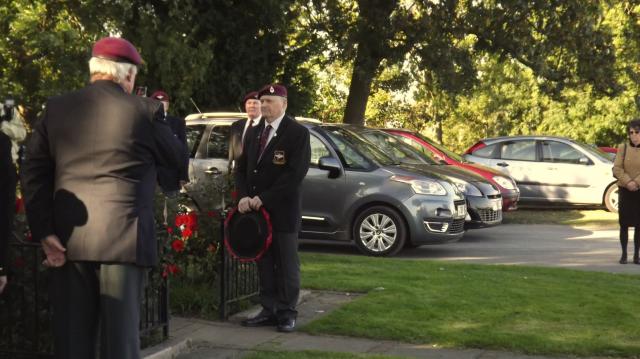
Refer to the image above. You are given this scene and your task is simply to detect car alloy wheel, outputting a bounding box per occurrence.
[353,206,406,257]
[604,184,619,213]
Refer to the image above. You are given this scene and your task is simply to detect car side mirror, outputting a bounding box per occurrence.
[318,156,342,179]
[579,157,591,165]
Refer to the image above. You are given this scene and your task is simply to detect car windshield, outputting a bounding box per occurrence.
[412,132,465,162]
[579,142,613,162]
[359,129,439,165]
[321,126,396,167]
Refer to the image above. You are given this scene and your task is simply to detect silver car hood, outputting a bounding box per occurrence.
[397,163,500,196]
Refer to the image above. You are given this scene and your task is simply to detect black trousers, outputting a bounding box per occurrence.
[49,261,145,359]
[257,231,300,320]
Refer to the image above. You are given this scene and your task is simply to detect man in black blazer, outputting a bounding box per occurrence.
[235,84,310,332]
[21,37,185,359]
[151,90,189,188]
[229,90,262,171]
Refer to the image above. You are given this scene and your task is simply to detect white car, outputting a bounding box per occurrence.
[463,135,618,212]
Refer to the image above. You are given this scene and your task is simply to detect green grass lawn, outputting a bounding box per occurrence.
[503,209,618,228]
[244,350,403,359]
[300,253,640,357]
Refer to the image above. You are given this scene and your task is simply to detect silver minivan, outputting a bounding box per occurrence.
[463,135,618,212]
[184,113,467,256]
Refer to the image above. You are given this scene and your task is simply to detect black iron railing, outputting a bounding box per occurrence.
[0,241,50,359]
[217,210,260,320]
[0,236,169,358]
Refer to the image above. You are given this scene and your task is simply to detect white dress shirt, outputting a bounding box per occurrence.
[241,115,261,144]
[264,113,285,146]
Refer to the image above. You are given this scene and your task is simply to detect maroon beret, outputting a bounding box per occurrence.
[92,37,143,66]
[243,91,259,104]
[151,90,170,102]
[258,84,287,98]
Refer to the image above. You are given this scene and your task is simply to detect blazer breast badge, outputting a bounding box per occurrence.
[273,150,286,165]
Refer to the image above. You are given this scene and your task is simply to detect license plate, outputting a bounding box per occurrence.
[456,204,467,217]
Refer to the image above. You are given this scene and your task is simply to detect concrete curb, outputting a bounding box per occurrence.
[142,338,192,359]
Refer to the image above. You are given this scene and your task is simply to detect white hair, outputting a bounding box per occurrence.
[88,57,137,84]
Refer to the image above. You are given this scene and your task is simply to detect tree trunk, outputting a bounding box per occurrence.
[343,44,383,126]
[435,117,443,144]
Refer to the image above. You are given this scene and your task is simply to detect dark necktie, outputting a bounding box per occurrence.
[258,125,272,158]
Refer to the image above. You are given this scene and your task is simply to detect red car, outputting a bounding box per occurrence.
[384,129,520,211]
[599,146,617,154]
[598,146,617,161]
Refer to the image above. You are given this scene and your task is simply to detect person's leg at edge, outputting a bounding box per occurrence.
[50,261,100,359]
[633,226,640,264]
[98,263,145,359]
[257,244,277,317]
[620,225,629,264]
[274,231,300,326]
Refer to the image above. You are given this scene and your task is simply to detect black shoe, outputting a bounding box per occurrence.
[634,257,640,265]
[241,312,278,327]
[277,318,296,333]
[620,256,628,264]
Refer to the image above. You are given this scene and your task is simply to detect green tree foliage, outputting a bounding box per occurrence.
[2,0,639,151]
[107,0,315,116]
[0,0,317,123]
[307,0,619,126]
[0,0,97,125]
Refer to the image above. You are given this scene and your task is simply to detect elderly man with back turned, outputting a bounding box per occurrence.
[21,37,185,359]
[235,84,311,332]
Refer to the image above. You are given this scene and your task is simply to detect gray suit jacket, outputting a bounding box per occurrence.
[21,80,185,266]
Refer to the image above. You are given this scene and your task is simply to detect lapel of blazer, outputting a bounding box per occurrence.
[246,118,265,168]
[257,115,291,165]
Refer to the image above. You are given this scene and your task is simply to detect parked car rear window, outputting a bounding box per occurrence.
[541,141,583,164]
[207,126,230,158]
[472,143,498,158]
[501,140,536,161]
[185,125,205,158]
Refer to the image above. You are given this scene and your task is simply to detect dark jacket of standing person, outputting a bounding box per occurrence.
[151,90,189,185]
[21,80,185,267]
[0,130,17,279]
[235,114,310,233]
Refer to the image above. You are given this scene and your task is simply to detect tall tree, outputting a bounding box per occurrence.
[107,0,314,116]
[309,0,618,126]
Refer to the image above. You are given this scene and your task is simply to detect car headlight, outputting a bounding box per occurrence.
[449,177,482,197]
[390,175,447,196]
[492,176,516,190]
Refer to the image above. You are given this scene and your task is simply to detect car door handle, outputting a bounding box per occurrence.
[546,167,557,170]
[205,167,221,175]
[496,162,509,167]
